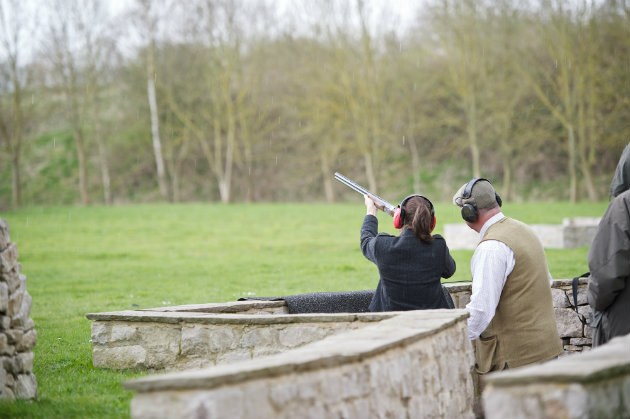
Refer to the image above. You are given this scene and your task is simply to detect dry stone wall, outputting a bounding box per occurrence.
[482,333,630,419]
[124,310,474,419]
[87,307,391,371]
[0,218,37,400]
[445,279,593,354]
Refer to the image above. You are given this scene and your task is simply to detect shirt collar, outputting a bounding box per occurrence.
[479,212,505,240]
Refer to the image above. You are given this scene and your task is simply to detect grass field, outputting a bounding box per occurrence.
[0,200,608,418]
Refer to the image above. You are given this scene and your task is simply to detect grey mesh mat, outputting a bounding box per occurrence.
[238,286,454,314]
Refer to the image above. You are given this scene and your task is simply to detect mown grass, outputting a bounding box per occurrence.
[0,200,608,418]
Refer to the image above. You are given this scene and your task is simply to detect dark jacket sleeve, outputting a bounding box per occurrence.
[587,192,630,311]
[360,214,379,264]
[442,244,456,279]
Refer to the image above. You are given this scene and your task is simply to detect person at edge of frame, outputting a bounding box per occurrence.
[587,141,630,347]
[360,193,456,312]
[451,177,563,412]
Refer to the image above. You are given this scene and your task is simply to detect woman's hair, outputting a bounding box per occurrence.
[403,196,434,243]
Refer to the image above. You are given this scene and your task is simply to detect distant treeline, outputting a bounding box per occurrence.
[0,0,629,209]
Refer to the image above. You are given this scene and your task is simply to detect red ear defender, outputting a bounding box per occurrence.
[393,207,404,229]
[430,215,437,233]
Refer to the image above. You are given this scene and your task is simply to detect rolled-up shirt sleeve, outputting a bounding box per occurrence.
[466,240,514,340]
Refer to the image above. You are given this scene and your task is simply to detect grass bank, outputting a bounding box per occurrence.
[0,201,607,418]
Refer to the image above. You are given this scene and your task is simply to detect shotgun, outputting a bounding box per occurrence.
[334,172,396,216]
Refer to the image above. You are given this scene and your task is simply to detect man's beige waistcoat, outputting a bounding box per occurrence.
[475,217,563,373]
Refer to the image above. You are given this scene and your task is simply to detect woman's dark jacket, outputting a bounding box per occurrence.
[360,214,456,312]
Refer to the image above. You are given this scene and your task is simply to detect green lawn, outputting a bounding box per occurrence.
[0,201,608,418]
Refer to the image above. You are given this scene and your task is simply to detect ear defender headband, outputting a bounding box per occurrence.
[460,178,503,223]
[393,194,436,232]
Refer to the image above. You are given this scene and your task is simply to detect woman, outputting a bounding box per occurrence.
[361,194,456,311]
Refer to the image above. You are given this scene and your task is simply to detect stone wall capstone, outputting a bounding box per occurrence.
[482,333,630,419]
[0,218,37,400]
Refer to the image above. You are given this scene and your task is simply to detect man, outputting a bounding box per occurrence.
[587,145,630,347]
[452,178,563,375]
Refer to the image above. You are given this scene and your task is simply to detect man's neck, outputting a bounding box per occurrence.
[479,211,505,238]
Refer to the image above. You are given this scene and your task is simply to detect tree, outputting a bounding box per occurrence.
[426,0,492,179]
[0,0,34,208]
[131,0,170,201]
[42,0,92,205]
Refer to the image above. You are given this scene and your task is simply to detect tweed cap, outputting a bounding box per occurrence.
[452,179,498,209]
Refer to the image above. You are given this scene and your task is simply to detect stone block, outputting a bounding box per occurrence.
[584,325,593,339]
[208,327,238,353]
[6,273,24,294]
[16,352,34,373]
[216,350,251,365]
[8,291,23,317]
[251,347,281,359]
[110,324,138,342]
[93,346,147,369]
[0,243,18,274]
[563,225,599,248]
[269,380,298,409]
[554,307,583,338]
[0,386,14,401]
[10,291,31,329]
[279,325,327,348]
[91,322,110,345]
[0,219,9,251]
[181,325,210,357]
[14,317,33,332]
[241,327,274,348]
[5,330,23,345]
[0,316,10,331]
[0,363,5,387]
[14,373,37,399]
[551,288,570,308]
[0,283,8,314]
[576,287,589,306]
[2,355,17,374]
[0,334,14,356]
[18,330,37,352]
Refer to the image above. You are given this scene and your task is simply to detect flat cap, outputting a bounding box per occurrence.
[452,179,498,209]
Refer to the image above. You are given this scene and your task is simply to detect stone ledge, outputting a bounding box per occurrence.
[140,300,287,313]
[484,333,630,386]
[123,309,469,393]
[86,310,396,325]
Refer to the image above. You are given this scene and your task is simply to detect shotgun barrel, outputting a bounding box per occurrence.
[334,172,396,216]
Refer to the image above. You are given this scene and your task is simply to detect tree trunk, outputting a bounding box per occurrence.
[364,151,377,193]
[146,44,169,201]
[11,150,20,208]
[73,126,90,205]
[502,158,513,202]
[320,151,334,203]
[10,74,22,208]
[567,124,578,203]
[408,136,422,193]
[467,95,481,178]
[94,122,112,205]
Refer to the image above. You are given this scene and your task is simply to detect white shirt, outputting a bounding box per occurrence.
[466,213,552,340]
